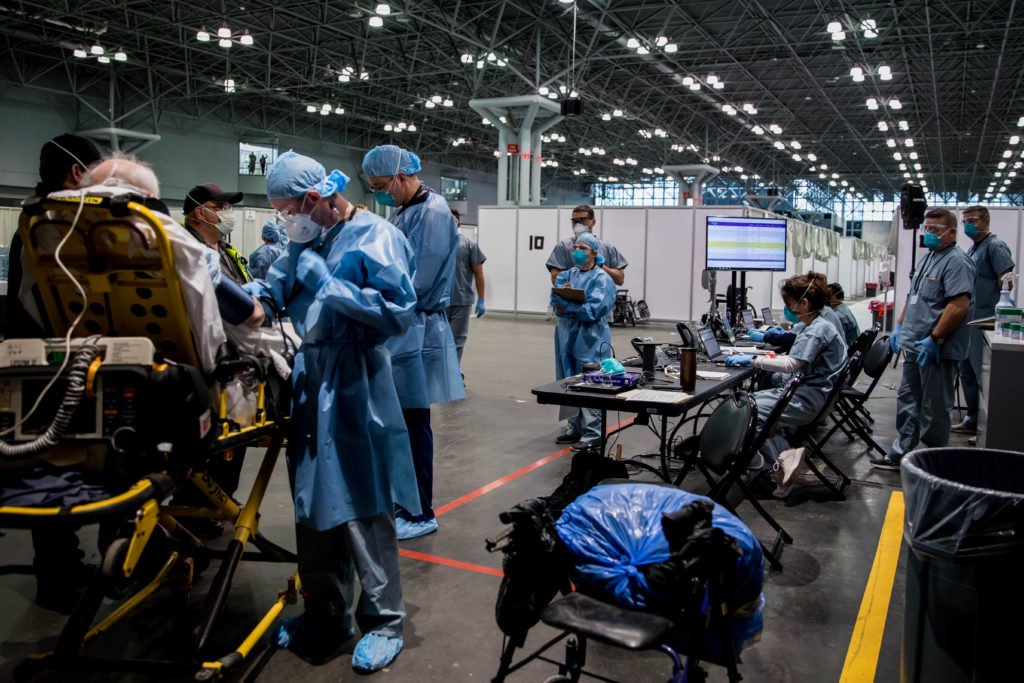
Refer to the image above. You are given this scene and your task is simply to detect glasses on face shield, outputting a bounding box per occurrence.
[571,217,592,225]
[923,223,949,235]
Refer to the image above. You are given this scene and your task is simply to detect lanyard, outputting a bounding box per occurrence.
[912,252,940,294]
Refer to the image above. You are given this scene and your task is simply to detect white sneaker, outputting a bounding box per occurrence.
[771,448,807,498]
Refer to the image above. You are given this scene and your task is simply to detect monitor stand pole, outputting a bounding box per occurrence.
[729,271,747,327]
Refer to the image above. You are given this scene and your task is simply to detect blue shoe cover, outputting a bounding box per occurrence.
[275,613,353,658]
[352,632,404,673]
[395,517,438,541]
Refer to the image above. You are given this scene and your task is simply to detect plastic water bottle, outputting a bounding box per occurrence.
[995,274,1017,329]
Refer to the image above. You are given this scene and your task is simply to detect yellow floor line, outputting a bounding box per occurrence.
[839,490,905,683]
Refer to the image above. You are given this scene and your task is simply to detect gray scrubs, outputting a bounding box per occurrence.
[833,303,860,348]
[959,234,1015,422]
[754,316,848,463]
[891,246,976,460]
[446,234,486,362]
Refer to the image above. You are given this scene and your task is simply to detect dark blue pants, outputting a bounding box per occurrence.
[398,408,434,522]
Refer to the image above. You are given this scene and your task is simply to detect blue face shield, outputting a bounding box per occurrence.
[572,249,589,267]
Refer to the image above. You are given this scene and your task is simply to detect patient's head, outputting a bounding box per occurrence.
[80,152,160,198]
[36,134,102,196]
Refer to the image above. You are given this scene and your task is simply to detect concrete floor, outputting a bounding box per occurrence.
[0,312,973,682]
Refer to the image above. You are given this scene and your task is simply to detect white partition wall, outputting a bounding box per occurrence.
[477,208,518,311]
[838,238,855,296]
[515,208,560,313]
[645,207,696,321]
[598,208,648,300]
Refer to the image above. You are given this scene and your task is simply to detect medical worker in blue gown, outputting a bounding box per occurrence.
[248,151,419,673]
[247,220,286,280]
[362,144,465,540]
[551,231,618,451]
[725,274,848,498]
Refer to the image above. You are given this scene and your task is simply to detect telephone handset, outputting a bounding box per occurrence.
[675,322,699,348]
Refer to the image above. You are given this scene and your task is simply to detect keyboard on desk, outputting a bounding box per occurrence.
[733,340,765,348]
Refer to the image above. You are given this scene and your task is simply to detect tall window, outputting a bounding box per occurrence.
[593,178,679,206]
[239,142,277,176]
[440,176,467,201]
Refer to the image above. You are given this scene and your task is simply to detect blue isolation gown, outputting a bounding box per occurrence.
[386,188,466,408]
[247,242,285,280]
[552,266,618,379]
[246,210,421,531]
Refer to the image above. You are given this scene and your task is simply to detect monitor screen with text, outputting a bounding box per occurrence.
[705,216,788,271]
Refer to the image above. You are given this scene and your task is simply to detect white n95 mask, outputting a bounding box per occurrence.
[282,213,321,243]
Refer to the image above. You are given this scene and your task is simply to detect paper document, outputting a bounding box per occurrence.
[552,286,585,304]
[696,370,730,380]
[721,346,775,356]
[621,389,691,404]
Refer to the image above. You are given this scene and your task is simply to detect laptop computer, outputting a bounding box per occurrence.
[761,307,776,327]
[698,326,726,362]
[741,310,755,330]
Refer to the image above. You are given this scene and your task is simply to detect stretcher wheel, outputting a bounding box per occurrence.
[101,538,132,598]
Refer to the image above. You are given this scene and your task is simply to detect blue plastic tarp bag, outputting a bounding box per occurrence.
[554,482,765,656]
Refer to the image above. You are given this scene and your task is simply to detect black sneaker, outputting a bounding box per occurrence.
[556,433,581,444]
[869,455,900,471]
[571,441,599,452]
[950,419,977,435]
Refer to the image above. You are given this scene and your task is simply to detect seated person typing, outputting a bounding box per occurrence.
[723,274,848,497]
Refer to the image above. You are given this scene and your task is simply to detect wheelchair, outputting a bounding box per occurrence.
[0,193,297,681]
[611,289,651,327]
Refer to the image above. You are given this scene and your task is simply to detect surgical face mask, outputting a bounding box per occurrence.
[279,194,322,244]
[572,223,586,236]
[217,210,235,236]
[964,222,979,238]
[923,231,943,250]
[572,249,589,267]
[784,307,800,324]
[374,188,397,207]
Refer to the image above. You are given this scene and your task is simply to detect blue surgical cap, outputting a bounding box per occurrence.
[361,144,422,178]
[261,220,279,240]
[266,150,350,200]
[575,231,600,252]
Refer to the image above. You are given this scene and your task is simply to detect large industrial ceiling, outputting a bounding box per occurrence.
[2,1,1023,202]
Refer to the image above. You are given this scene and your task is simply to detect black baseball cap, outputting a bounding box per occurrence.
[184,183,243,214]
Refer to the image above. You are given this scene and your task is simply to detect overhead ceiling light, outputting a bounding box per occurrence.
[223,78,236,92]
[626,38,640,49]
[898,120,909,130]
[850,66,865,82]
[826,20,842,34]
[612,109,623,117]
[369,16,384,27]
[384,124,393,131]
[1012,135,1021,145]
[688,82,700,91]
[335,106,345,115]
[548,91,558,99]
[790,140,802,149]
[665,43,678,53]
[769,124,782,135]
[886,139,897,147]
[443,98,454,107]
[1003,150,1013,158]
[877,121,889,131]
[909,151,918,159]
[713,81,724,89]
[338,74,350,82]
[707,74,719,84]
[73,48,87,58]
[831,31,846,41]
[861,18,879,38]
[97,55,110,63]
[866,98,879,110]
[888,98,902,109]
[878,65,892,81]
[773,141,785,150]
[219,38,232,48]
[899,163,908,170]
[913,163,922,171]
[655,36,669,47]
[196,29,211,42]
[408,124,417,131]
[539,86,549,95]
[217,26,231,39]
[425,100,436,109]
[306,105,316,113]
[792,154,802,161]
[751,125,764,135]
[636,46,649,55]
[893,152,903,160]
[239,31,253,46]
[807,153,817,161]
[359,71,369,80]
[376,3,391,14]
[601,112,611,121]
[460,53,473,63]
[90,44,104,55]
[114,50,127,61]
[904,138,914,147]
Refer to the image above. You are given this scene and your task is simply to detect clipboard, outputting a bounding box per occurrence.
[552,286,585,304]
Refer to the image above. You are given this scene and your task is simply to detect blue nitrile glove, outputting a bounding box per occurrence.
[890,322,902,353]
[766,326,784,334]
[725,354,753,367]
[596,254,606,267]
[915,336,941,367]
[296,249,330,290]
[475,298,486,317]
[748,329,766,342]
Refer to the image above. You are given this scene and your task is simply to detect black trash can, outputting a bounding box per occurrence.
[900,448,1024,683]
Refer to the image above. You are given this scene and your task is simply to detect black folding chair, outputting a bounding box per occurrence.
[673,376,803,570]
[821,337,894,457]
[788,353,862,498]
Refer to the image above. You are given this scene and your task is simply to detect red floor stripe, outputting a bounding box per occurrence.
[399,548,503,577]
[434,418,635,518]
